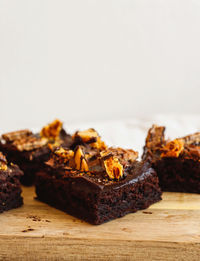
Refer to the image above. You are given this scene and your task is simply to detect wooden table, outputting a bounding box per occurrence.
[0,186,200,260]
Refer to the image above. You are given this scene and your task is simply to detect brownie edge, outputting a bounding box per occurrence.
[35,161,162,225]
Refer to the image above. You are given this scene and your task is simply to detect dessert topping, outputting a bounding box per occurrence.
[74,146,89,171]
[2,129,32,142]
[40,119,63,140]
[12,136,48,151]
[73,128,107,150]
[145,125,165,151]
[0,152,7,171]
[103,155,123,180]
[161,139,184,158]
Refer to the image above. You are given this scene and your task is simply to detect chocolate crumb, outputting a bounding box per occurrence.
[45,219,51,222]
[21,228,34,233]
[142,211,152,214]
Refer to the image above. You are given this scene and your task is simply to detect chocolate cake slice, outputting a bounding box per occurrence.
[0,152,23,213]
[0,119,72,186]
[35,129,162,225]
[143,125,200,193]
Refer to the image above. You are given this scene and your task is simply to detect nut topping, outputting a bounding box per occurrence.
[0,152,7,171]
[161,139,184,158]
[2,129,32,142]
[40,119,63,140]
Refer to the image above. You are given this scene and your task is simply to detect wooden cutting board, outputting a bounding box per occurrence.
[0,186,199,261]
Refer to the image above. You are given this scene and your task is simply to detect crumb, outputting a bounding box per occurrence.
[142,211,152,214]
[26,215,41,221]
[21,228,34,233]
[45,220,51,222]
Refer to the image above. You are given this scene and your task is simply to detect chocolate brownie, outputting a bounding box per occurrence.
[0,119,72,186]
[35,129,162,225]
[0,152,23,213]
[143,125,200,193]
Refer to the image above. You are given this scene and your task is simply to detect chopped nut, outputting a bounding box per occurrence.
[12,136,48,151]
[0,152,7,171]
[73,128,107,150]
[74,146,89,171]
[161,139,184,158]
[40,119,63,140]
[2,129,32,142]
[103,156,123,180]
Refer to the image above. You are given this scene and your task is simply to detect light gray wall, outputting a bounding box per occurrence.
[1,0,200,130]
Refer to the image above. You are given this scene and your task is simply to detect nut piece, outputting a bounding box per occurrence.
[73,128,107,150]
[74,146,89,171]
[145,125,165,150]
[40,119,63,140]
[161,139,184,158]
[2,129,32,142]
[12,136,48,151]
[103,156,123,180]
[0,152,7,171]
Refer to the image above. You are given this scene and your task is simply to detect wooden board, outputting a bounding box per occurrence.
[0,186,200,261]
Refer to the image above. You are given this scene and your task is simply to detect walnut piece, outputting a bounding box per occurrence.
[103,156,123,180]
[2,129,32,142]
[161,139,184,158]
[40,119,63,140]
[0,152,7,171]
[74,146,89,171]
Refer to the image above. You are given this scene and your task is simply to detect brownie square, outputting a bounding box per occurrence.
[35,129,162,225]
[0,119,72,186]
[142,125,200,193]
[0,152,23,213]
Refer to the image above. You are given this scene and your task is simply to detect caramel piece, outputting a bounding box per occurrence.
[161,139,184,158]
[74,146,89,171]
[2,129,32,142]
[0,152,7,171]
[40,119,63,140]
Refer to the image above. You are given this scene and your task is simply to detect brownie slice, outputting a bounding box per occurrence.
[35,129,162,225]
[0,152,23,213]
[142,125,200,193]
[0,119,72,186]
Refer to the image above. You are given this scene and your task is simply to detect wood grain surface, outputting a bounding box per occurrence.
[0,186,200,261]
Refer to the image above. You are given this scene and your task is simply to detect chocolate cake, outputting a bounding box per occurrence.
[143,125,200,193]
[35,129,162,225]
[0,119,72,186]
[0,152,23,213]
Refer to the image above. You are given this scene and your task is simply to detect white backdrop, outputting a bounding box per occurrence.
[1,0,200,131]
